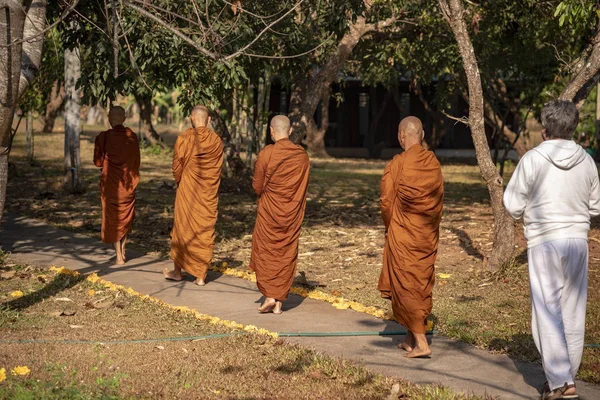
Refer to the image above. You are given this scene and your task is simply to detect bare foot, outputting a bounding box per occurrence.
[115,257,126,265]
[163,268,183,281]
[194,278,206,286]
[258,298,276,313]
[404,346,432,358]
[397,342,413,352]
[273,301,282,315]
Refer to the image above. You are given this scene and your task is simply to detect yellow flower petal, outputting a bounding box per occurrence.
[0,368,6,383]
[11,366,30,376]
[10,291,24,298]
[438,273,452,279]
[87,290,95,296]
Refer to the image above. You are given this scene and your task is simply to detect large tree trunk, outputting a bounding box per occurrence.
[288,4,398,154]
[596,82,600,160]
[559,22,600,107]
[64,45,82,193]
[0,0,47,221]
[439,0,515,271]
[43,80,65,132]
[134,93,165,147]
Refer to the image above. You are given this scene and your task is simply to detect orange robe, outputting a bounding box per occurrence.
[93,125,140,244]
[170,127,224,280]
[249,138,310,300]
[378,144,444,334]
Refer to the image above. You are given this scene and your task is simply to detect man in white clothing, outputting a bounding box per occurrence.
[504,100,600,400]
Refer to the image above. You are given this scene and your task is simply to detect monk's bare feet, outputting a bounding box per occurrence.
[398,342,413,352]
[115,258,126,265]
[404,346,432,358]
[273,301,282,315]
[194,278,206,286]
[163,268,183,281]
[397,331,415,352]
[258,298,276,313]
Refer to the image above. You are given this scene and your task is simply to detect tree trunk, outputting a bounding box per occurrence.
[439,0,515,271]
[43,80,65,132]
[596,82,600,160]
[482,97,528,158]
[0,0,47,221]
[559,22,600,108]
[304,87,331,158]
[288,6,399,152]
[134,93,165,147]
[64,45,83,193]
[26,111,34,163]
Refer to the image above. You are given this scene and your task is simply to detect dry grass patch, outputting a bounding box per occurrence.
[0,259,485,400]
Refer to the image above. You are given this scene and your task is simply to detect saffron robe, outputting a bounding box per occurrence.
[93,125,140,244]
[170,127,224,280]
[378,145,444,334]
[250,138,310,300]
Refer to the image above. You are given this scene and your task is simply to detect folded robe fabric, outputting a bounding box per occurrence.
[170,127,224,280]
[378,144,444,334]
[93,125,140,244]
[250,138,310,300]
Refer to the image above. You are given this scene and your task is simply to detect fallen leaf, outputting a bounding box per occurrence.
[308,370,329,380]
[61,310,77,316]
[69,325,84,329]
[54,297,73,302]
[0,271,16,279]
[10,290,24,298]
[438,273,452,279]
[331,290,342,297]
[156,345,165,350]
[48,311,63,317]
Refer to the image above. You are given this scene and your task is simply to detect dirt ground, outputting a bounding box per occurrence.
[0,260,488,400]
[5,120,600,383]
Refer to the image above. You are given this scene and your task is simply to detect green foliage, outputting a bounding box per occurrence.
[19,28,64,115]
[555,0,598,28]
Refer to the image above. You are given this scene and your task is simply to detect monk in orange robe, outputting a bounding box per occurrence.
[250,115,310,314]
[378,116,444,358]
[93,106,141,265]
[163,106,224,286]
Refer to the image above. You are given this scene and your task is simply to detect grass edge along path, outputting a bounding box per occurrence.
[0,264,486,400]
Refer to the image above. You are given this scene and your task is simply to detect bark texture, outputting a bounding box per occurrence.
[0,0,47,221]
[559,22,600,108]
[439,0,515,271]
[64,45,82,192]
[43,80,65,132]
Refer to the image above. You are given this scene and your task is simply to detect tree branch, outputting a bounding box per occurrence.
[123,0,219,60]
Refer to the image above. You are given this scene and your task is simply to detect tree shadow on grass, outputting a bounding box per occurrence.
[449,227,485,260]
[1,273,85,311]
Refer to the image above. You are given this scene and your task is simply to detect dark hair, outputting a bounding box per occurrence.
[541,100,579,139]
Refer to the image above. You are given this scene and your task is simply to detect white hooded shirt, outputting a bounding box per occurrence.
[503,139,600,248]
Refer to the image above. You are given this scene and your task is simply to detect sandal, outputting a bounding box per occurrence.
[540,382,578,400]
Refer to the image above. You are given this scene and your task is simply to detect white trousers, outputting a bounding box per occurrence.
[528,238,588,390]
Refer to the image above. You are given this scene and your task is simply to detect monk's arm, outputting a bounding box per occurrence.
[93,133,105,168]
[503,155,533,220]
[172,137,185,185]
[252,149,269,197]
[380,161,395,230]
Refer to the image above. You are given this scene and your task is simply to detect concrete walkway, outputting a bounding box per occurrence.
[1,214,598,399]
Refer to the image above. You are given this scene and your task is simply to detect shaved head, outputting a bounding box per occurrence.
[191,105,210,127]
[398,116,424,150]
[270,115,292,141]
[108,106,126,127]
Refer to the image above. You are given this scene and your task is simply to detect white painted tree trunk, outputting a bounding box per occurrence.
[64,45,82,192]
[0,0,47,221]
